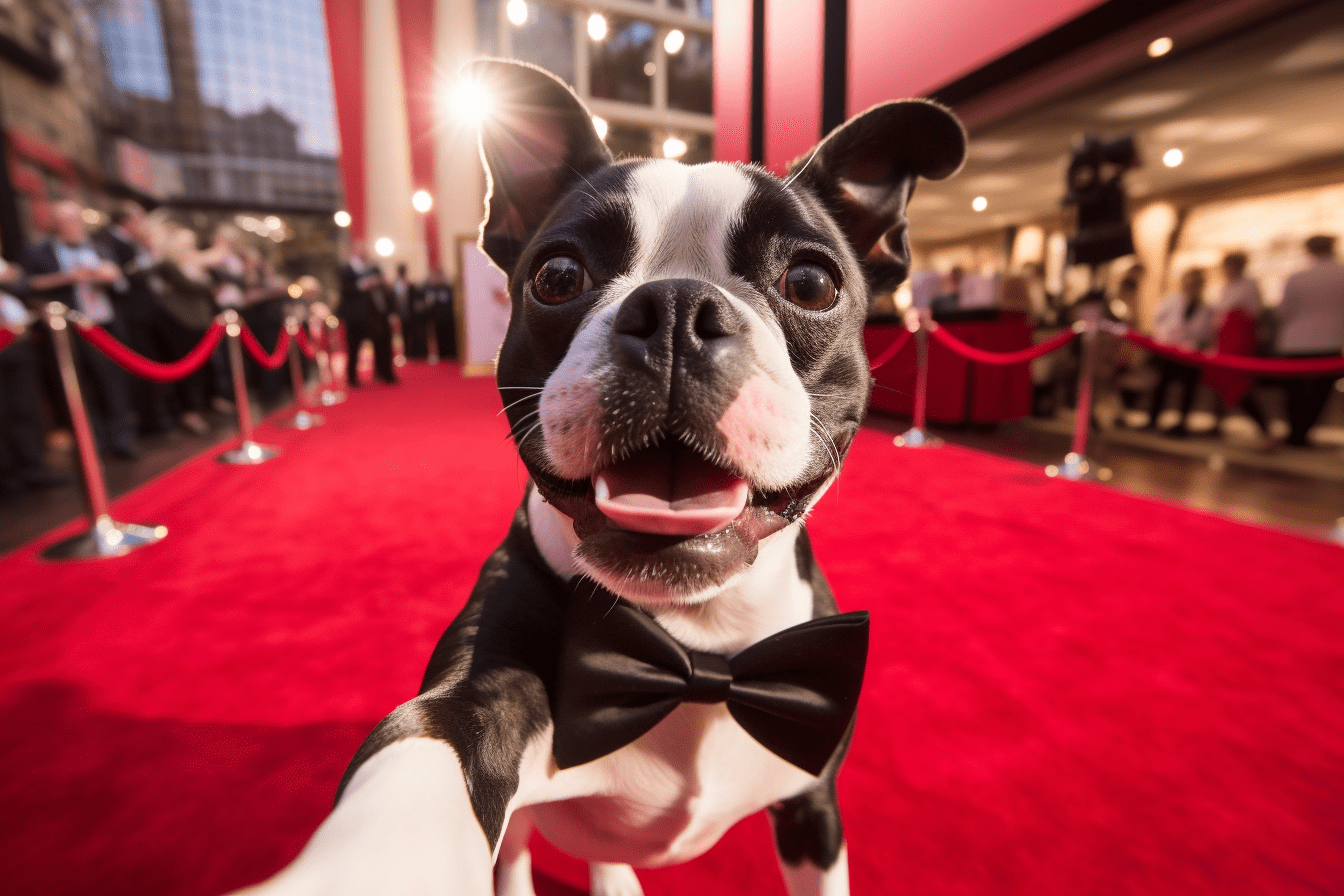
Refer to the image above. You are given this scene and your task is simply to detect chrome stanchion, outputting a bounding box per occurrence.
[425,315,440,365]
[391,313,407,368]
[217,310,281,464]
[895,308,941,448]
[1330,517,1344,545]
[318,315,346,406]
[279,318,325,430]
[1046,320,1110,481]
[40,302,166,560]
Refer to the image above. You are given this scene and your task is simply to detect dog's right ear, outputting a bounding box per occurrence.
[471,60,613,274]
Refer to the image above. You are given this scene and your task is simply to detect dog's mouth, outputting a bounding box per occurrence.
[592,442,749,537]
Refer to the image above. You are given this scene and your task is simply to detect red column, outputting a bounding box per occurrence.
[322,0,367,240]
[396,0,441,271]
[713,0,753,164]
[764,0,824,173]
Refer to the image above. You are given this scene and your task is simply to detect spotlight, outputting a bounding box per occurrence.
[412,189,433,213]
[588,13,607,41]
[374,237,395,257]
[445,77,495,128]
[662,136,688,159]
[1163,148,1183,167]
[1147,37,1173,58]
[334,210,351,228]
[972,196,988,212]
[506,0,527,26]
[664,29,685,55]
[592,115,608,140]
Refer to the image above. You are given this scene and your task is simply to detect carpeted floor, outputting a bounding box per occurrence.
[1,362,1341,896]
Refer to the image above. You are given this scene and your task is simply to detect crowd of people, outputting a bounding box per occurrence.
[0,200,457,505]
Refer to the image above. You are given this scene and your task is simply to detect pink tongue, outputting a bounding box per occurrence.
[594,446,749,536]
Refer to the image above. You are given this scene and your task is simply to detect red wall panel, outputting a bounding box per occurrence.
[764,0,825,172]
[396,0,440,269]
[713,0,753,164]
[323,0,367,240]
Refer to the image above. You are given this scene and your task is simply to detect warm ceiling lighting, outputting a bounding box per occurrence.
[588,13,607,41]
[506,0,527,26]
[664,29,685,54]
[972,196,988,212]
[287,283,304,299]
[411,189,433,213]
[374,237,395,257]
[1147,36,1173,58]
[592,115,608,140]
[334,210,351,228]
[662,136,688,159]
[1163,148,1184,167]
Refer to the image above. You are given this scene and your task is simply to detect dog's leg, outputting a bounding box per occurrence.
[769,787,850,896]
[494,807,537,896]
[589,862,644,896]
[232,738,494,896]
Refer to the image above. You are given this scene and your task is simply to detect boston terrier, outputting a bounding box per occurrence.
[240,60,964,896]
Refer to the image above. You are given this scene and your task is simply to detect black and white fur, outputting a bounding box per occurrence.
[238,61,964,896]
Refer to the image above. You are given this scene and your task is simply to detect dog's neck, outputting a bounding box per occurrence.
[527,488,815,655]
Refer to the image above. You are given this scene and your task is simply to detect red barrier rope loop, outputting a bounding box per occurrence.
[76,317,226,382]
[0,326,18,354]
[868,326,914,372]
[295,326,318,360]
[239,323,292,370]
[928,324,1077,365]
[1120,329,1344,377]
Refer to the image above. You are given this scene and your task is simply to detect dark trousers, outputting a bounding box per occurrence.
[1148,358,1201,428]
[432,303,457,360]
[0,340,52,492]
[1280,354,1339,446]
[345,316,396,384]
[71,329,135,454]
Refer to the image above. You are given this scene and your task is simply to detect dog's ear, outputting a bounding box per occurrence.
[471,60,613,274]
[789,100,966,295]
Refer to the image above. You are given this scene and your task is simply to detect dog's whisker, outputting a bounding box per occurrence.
[498,392,542,416]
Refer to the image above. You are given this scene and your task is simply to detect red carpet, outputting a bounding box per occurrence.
[2,362,1341,895]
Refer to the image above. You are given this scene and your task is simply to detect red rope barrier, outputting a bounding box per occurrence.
[295,327,318,360]
[78,320,225,382]
[239,324,292,370]
[1122,330,1344,377]
[868,327,913,372]
[0,327,17,354]
[929,325,1076,365]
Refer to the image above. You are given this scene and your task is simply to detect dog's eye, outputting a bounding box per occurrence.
[779,262,837,311]
[533,255,591,305]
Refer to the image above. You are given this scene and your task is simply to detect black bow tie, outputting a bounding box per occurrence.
[551,583,869,776]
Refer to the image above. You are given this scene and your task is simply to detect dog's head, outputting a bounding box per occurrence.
[474,60,964,606]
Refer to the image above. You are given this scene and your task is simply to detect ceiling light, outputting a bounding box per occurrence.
[591,115,608,140]
[1147,37,1173,58]
[411,189,433,213]
[588,13,607,41]
[664,29,685,54]
[1162,148,1184,167]
[288,283,304,299]
[972,196,988,212]
[663,136,688,159]
[506,0,527,27]
[374,237,395,257]
[334,210,351,228]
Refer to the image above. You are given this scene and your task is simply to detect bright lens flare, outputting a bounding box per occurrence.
[287,283,304,299]
[664,29,685,54]
[445,77,495,128]
[334,210,352,228]
[663,136,688,159]
[588,13,607,41]
[1147,36,1173,57]
[1163,147,1184,167]
[592,115,608,141]
[374,237,395,257]
[972,196,988,212]
[412,189,433,213]
[507,0,527,26]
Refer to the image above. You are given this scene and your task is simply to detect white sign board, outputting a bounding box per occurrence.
[458,239,511,376]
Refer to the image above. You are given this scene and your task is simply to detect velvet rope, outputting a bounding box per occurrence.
[295,327,318,360]
[78,320,225,382]
[239,324,292,370]
[868,327,913,372]
[0,327,16,354]
[929,325,1076,365]
[1122,330,1344,377]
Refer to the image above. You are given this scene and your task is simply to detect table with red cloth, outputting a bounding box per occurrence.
[865,309,1035,424]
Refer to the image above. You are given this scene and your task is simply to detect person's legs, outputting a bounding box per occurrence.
[1146,359,1177,428]
[373,317,397,384]
[1170,363,1201,433]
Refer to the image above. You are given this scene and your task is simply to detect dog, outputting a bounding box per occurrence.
[241,60,964,896]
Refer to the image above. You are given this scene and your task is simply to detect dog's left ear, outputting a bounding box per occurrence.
[471,60,613,275]
[790,100,966,295]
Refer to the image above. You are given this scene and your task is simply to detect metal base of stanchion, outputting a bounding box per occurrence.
[1045,452,1112,481]
[427,353,440,365]
[217,439,282,465]
[279,409,325,430]
[42,514,167,561]
[894,427,942,448]
[319,389,346,406]
[1330,518,1344,545]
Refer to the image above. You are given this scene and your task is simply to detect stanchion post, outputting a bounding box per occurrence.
[1045,320,1110,481]
[280,317,325,430]
[40,302,167,560]
[425,314,440,365]
[217,310,281,464]
[895,308,941,448]
[319,315,346,406]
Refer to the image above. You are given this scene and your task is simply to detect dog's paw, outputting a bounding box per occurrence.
[589,862,644,896]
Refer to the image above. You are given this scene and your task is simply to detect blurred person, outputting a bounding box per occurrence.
[1145,268,1214,437]
[20,200,138,459]
[338,239,396,386]
[930,266,962,316]
[1204,252,1273,442]
[1275,234,1344,447]
[201,224,248,409]
[239,251,291,402]
[153,220,222,427]
[1,253,70,503]
[421,267,456,360]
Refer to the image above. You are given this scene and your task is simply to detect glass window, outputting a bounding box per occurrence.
[509,2,576,86]
[590,19,655,106]
[606,124,653,159]
[667,32,712,114]
[666,0,713,18]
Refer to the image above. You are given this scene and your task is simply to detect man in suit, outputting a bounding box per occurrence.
[21,200,138,459]
[421,267,456,361]
[338,239,397,386]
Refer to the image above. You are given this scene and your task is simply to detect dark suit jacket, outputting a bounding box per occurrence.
[338,259,387,325]
[19,239,119,320]
[93,227,159,320]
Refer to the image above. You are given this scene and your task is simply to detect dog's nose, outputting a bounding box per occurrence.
[613,279,745,376]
